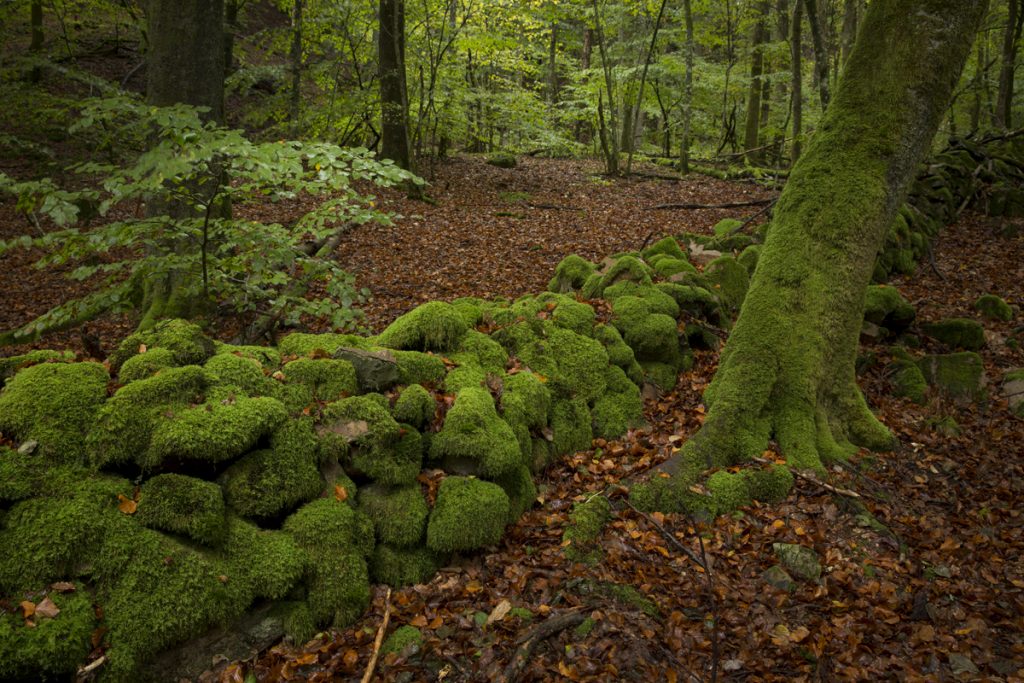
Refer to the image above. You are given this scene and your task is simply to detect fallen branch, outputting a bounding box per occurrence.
[77,655,106,677]
[360,587,392,683]
[751,455,863,499]
[645,198,775,211]
[526,203,583,211]
[728,197,778,234]
[621,499,707,571]
[502,608,587,682]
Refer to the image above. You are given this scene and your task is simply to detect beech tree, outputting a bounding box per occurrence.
[655,0,989,486]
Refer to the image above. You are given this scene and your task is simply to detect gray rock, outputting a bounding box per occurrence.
[772,543,822,582]
[334,347,400,392]
[762,565,797,592]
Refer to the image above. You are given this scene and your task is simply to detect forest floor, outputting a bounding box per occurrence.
[2,156,1024,682]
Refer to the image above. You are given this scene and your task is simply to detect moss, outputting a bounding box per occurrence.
[863,285,916,332]
[145,393,288,468]
[317,394,401,464]
[376,302,470,352]
[493,464,538,522]
[459,329,510,369]
[592,323,640,376]
[551,398,593,455]
[393,384,435,429]
[87,365,209,469]
[214,343,281,368]
[280,358,359,406]
[426,476,509,553]
[737,244,762,275]
[358,425,423,486]
[284,497,374,557]
[0,447,38,503]
[137,474,226,546]
[393,350,447,385]
[707,471,752,513]
[450,297,487,327]
[221,516,306,603]
[119,347,177,383]
[109,319,214,372]
[581,256,653,299]
[0,349,74,380]
[641,236,687,261]
[221,447,322,521]
[704,256,750,311]
[712,218,743,236]
[0,361,109,465]
[278,332,369,357]
[921,318,986,351]
[612,297,683,366]
[889,358,928,404]
[430,387,521,477]
[382,625,424,656]
[917,352,987,404]
[204,352,274,396]
[974,294,1013,321]
[651,257,697,278]
[574,617,596,638]
[562,495,611,563]
[603,282,681,318]
[370,545,443,588]
[486,152,517,168]
[517,326,609,402]
[444,331,508,393]
[685,322,720,351]
[549,254,597,293]
[639,361,681,391]
[500,371,552,428]
[591,367,644,438]
[745,465,794,503]
[358,483,429,547]
[0,585,96,680]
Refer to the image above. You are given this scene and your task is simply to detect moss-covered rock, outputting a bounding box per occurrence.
[119,347,177,383]
[592,323,642,383]
[651,257,698,278]
[109,319,214,372]
[611,296,684,367]
[591,366,644,438]
[974,294,1013,321]
[221,516,306,604]
[512,325,609,402]
[581,256,653,299]
[549,254,597,293]
[376,302,469,352]
[205,352,274,396]
[704,255,750,311]
[213,343,282,368]
[430,387,521,477]
[0,361,109,465]
[0,585,96,680]
[863,285,916,333]
[370,545,443,588]
[0,349,74,380]
[737,244,762,276]
[745,465,794,503]
[358,483,430,547]
[917,352,987,404]
[921,318,986,351]
[707,471,752,513]
[278,332,369,357]
[551,397,593,454]
[318,394,400,464]
[392,384,435,429]
[493,463,538,522]
[641,235,687,261]
[889,358,928,404]
[137,474,226,546]
[392,350,447,386]
[562,495,611,563]
[1001,368,1024,416]
[426,476,509,553]
[279,358,359,408]
[603,281,681,318]
[382,624,424,657]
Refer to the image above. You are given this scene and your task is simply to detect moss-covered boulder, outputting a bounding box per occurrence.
[562,496,611,563]
[1002,368,1024,417]
[641,235,687,261]
[581,255,653,299]
[382,624,424,656]
[0,361,109,464]
[430,387,521,477]
[974,294,1013,321]
[333,347,401,392]
[392,384,435,429]
[137,474,226,546]
[0,585,95,680]
[370,545,443,588]
[591,366,644,438]
[376,301,469,352]
[549,254,596,293]
[358,483,430,547]
[426,476,509,553]
[921,318,986,351]
[205,352,275,396]
[0,349,74,380]
[319,395,421,485]
[863,285,916,333]
[703,255,749,311]
[917,352,987,404]
[120,347,177,383]
[889,358,928,404]
[109,319,214,373]
[611,296,684,368]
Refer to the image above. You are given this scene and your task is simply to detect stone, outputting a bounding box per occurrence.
[1002,368,1024,417]
[772,543,821,582]
[762,565,797,592]
[333,347,400,392]
[917,352,987,404]
[921,318,985,351]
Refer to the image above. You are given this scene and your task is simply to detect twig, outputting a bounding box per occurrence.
[77,655,106,677]
[621,499,707,571]
[526,203,582,211]
[751,455,863,499]
[502,608,587,682]
[361,587,392,683]
[729,197,778,234]
[646,198,775,211]
[691,517,719,683]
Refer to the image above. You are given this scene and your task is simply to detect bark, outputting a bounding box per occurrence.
[791,0,803,163]
[289,0,303,133]
[996,0,1023,128]
[744,2,769,162]
[379,0,411,169]
[591,0,619,174]
[224,0,238,75]
[29,0,43,83]
[625,0,669,175]
[679,0,694,173]
[548,21,558,105]
[664,0,988,479]
[803,0,830,111]
[839,0,860,68]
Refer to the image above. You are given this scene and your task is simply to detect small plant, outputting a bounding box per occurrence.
[0,95,419,344]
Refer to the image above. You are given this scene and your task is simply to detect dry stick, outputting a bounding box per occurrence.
[77,655,106,677]
[728,196,778,235]
[691,517,720,683]
[526,202,583,211]
[750,455,864,499]
[361,587,392,683]
[501,608,587,682]
[621,499,708,571]
[645,198,775,211]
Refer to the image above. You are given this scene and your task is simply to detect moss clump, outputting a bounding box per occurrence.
[0,349,74,380]
[370,545,443,588]
[318,394,400,461]
[651,257,697,278]
[889,358,928,404]
[392,350,447,385]
[145,394,288,468]
[974,294,1013,321]
[745,465,794,503]
[358,483,430,547]
[382,625,424,656]
[641,236,687,261]
[707,471,752,513]
[704,255,750,311]
[430,387,522,477]
[501,371,552,429]
[917,352,987,404]
[921,318,986,351]
[87,366,209,469]
[518,326,610,402]
[137,474,226,546]
[863,285,916,333]
[603,282,681,318]
[119,347,177,383]
[444,330,508,393]
[0,361,109,465]
[278,332,369,357]
[280,358,359,406]
[0,585,96,680]
[213,343,281,368]
[220,438,323,522]
[204,352,274,396]
[0,448,38,503]
[393,384,435,429]
[493,464,538,522]
[221,516,306,604]
[612,296,684,367]
[551,398,593,454]
[549,254,597,293]
[562,495,611,563]
[486,152,517,168]
[581,255,654,299]
[109,319,214,372]
[737,244,762,275]
[639,361,681,390]
[591,366,644,438]
[712,218,743,236]
[426,477,510,553]
[376,302,470,352]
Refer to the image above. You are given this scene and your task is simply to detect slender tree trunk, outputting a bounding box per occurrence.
[289,0,303,134]
[548,21,558,105]
[224,0,238,75]
[680,0,695,173]
[592,0,619,174]
[575,27,593,143]
[804,0,830,110]
[379,0,411,170]
[791,0,803,163]
[744,2,769,162]
[625,0,669,175]
[996,0,1022,128]
[29,0,43,82]
[839,0,859,68]
[655,0,988,492]
[971,37,985,132]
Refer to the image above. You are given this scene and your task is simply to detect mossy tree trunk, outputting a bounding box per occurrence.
[668,0,988,476]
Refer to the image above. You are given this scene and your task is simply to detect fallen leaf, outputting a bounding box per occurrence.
[35,597,60,619]
[334,484,349,502]
[117,494,137,515]
[486,599,512,626]
[50,581,75,593]
[19,600,35,618]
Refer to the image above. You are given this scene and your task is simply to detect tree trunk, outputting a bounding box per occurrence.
[803,0,830,110]
[289,0,303,134]
[679,0,695,173]
[224,0,238,75]
[548,21,558,105]
[662,0,987,482]
[142,0,226,330]
[791,0,803,163]
[625,0,669,175]
[29,0,43,82]
[996,0,1022,128]
[744,2,769,162]
[839,0,860,68]
[379,0,411,170]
